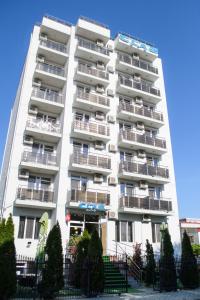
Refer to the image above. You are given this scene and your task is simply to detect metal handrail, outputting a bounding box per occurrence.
[77,90,110,107]
[36,62,65,77]
[77,63,109,80]
[70,189,110,205]
[40,39,67,53]
[31,87,63,103]
[78,37,109,56]
[22,151,57,166]
[119,129,166,149]
[16,186,54,203]
[119,102,163,122]
[26,118,61,134]
[119,161,169,178]
[73,119,110,136]
[72,151,111,169]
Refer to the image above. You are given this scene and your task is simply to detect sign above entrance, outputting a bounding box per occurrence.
[78,202,105,212]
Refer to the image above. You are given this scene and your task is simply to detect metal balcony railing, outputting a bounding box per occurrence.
[120,195,172,211]
[31,87,63,103]
[26,118,61,134]
[74,119,110,137]
[119,103,163,122]
[71,189,110,205]
[17,187,54,203]
[40,39,67,53]
[119,76,160,97]
[72,151,111,169]
[77,63,109,80]
[118,53,158,74]
[36,62,65,77]
[78,37,110,56]
[22,151,57,166]
[119,161,169,178]
[77,90,110,107]
[120,130,166,149]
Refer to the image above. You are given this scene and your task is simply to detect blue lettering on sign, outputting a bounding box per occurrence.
[119,34,158,55]
[78,202,105,211]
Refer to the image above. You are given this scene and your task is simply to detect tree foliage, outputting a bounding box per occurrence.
[144,239,156,286]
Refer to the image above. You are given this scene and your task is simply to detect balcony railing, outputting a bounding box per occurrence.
[32,87,63,104]
[120,195,172,212]
[77,64,109,80]
[22,151,57,166]
[118,53,158,74]
[17,187,54,203]
[119,77,160,97]
[36,62,65,77]
[120,130,166,149]
[72,151,111,169]
[119,161,169,178]
[77,90,110,107]
[74,120,110,137]
[40,39,67,53]
[71,189,110,205]
[26,118,61,134]
[119,103,163,122]
[78,37,110,56]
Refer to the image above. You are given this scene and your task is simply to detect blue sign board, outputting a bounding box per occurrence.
[78,202,105,212]
[119,34,158,55]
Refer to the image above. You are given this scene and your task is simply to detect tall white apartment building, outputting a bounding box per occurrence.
[0,15,180,257]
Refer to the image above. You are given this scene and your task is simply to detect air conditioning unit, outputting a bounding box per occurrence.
[95,111,104,121]
[135,96,143,105]
[96,61,105,70]
[136,121,144,130]
[108,176,118,186]
[109,144,117,153]
[33,79,42,87]
[40,33,48,40]
[108,211,117,220]
[142,214,151,223]
[94,174,104,183]
[139,180,148,190]
[134,73,141,81]
[37,55,45,63]
[107,89,114,97]
[19,169,29,179]
[133,52,139,60]
[23,135,34,145]
[96,39,104,47]
[96,84,105,94]
[137,149,146,158]
[107,66,114,73]
[107,115,116,123]
[95,141,104,150]
[29,105,38,115]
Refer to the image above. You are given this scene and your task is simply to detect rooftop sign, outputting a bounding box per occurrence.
[119,34,158,55]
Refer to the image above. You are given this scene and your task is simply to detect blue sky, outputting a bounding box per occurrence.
[0,0,200,218]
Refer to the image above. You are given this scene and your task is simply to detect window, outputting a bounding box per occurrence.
[71,175,88,190]
[152,223,161,243]
[115,221,134,243]
[120,182,135,196]
[75,112,89,122]
[73,141,89,155]
[18,216,41,239]
[148,186,162,199]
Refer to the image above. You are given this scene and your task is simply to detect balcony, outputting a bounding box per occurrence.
[72,120,110,142]
[15,187,56,209]
[119,195,172,216]
[76,38,110,63]
[119,161,169,184]
[30,87,64,113]
[69,189,110,208]
[35,62,66,88]
[74,63,109,86]
[38,39,68,65]
[40,39,67,53]
[117,77,161,104]
[20,151,59,174]
[70,151,111,174]
[117,53,158,81]
[118,103,164,128]
[119,130,167,155]
[74,90,110,113]
[26,118,62,142]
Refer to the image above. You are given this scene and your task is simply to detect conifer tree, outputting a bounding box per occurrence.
[180,231,199,289]
[144,239,156,286]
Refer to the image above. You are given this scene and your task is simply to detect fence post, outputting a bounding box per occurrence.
[33,258,39,300]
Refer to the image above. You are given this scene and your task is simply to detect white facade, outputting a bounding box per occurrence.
[0,15,181,257]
